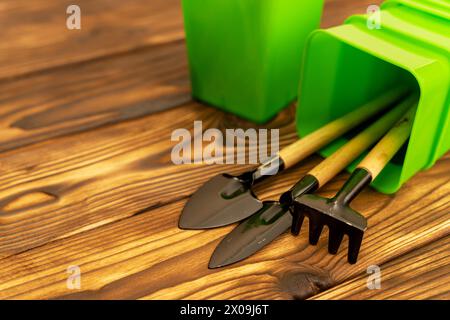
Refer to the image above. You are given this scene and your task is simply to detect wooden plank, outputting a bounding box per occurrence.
[0,0,380,80]
[0,99,448,299]
[0,40,190,153]
[0,0,184,79]
[0,101,298,259]
[1,0,442,301]
[310,237,450,300]
[322,0,383,28]
[0,0,382,154]
[0,0,188,153]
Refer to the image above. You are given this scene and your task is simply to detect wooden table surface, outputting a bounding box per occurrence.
[0,0,449,300]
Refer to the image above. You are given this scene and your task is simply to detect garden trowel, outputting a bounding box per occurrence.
[209,95,414,268]
[179,88,407,229]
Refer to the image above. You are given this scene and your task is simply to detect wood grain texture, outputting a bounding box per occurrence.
[0,0,446,301]
[0,99,448,299]
[0,0,382,154]
[0,40,190,153]
[0,102,298,260]
[0,0,380,81]
[0,0,184,80]
[322,0,383,28]
[311,237,450,300]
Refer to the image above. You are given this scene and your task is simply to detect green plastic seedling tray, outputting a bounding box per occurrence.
[296,0,450,194]
[182,0,324,123]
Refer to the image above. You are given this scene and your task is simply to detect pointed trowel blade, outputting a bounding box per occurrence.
[209,202,292,268]
[179,174,263,229]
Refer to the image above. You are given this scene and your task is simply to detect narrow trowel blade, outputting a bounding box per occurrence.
[209,202,292,268]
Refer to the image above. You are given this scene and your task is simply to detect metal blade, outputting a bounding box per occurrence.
[209,202,292,268]
[179,174,263,229]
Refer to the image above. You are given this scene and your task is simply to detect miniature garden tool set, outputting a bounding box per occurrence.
[180,0,450,266]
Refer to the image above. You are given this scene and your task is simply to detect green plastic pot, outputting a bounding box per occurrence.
[296,0,450,194]
[182,0,324,123]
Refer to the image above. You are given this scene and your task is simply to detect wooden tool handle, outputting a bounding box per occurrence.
[358,104,417,180]
[308,95,416,187]
[278,86,408,169]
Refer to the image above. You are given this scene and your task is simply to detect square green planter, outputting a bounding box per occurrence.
[296,0,450,194]
[182,0,324,123]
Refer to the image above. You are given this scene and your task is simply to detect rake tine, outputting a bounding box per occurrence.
[328,229,345,255]
[308,217,324,245]
[290,211,305,236]
[348,230,364,264]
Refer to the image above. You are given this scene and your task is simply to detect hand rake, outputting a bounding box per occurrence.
[291,98,418,264]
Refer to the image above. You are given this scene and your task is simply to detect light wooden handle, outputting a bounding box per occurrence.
[308,95,416,187]
[358,104,417,179]
[278,86,408,169]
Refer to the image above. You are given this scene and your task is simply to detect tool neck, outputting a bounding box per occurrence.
[279,174,319,208]
[247,155,285,184]
[333,168,372,206]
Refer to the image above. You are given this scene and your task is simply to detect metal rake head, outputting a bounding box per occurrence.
[291,194,367,264]
[290,168,372,264]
